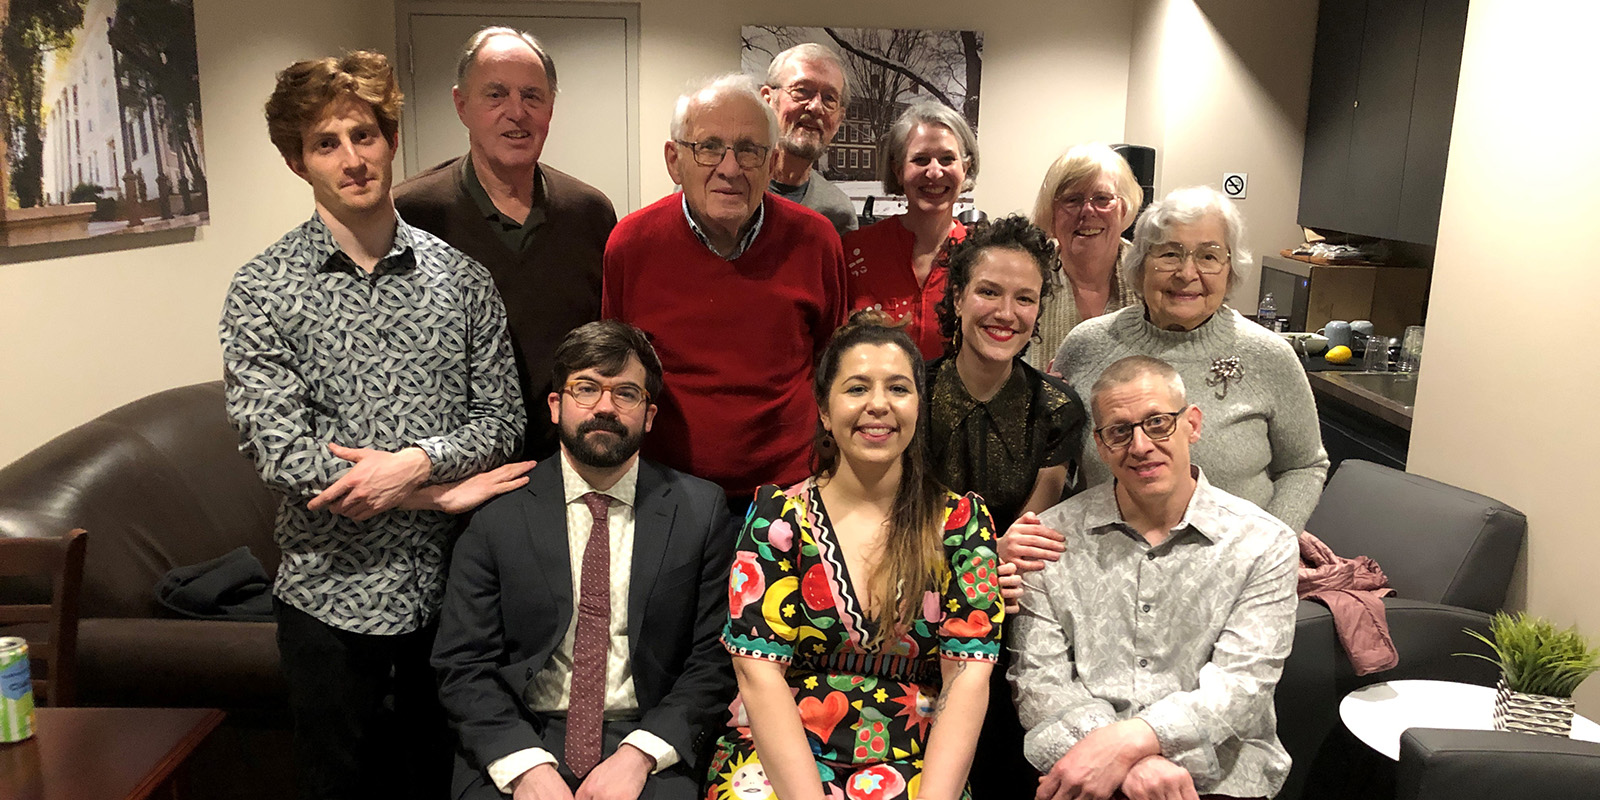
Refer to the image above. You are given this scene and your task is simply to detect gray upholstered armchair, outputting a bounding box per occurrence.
[1275,460,1528,800]
[1396,728,1600,799]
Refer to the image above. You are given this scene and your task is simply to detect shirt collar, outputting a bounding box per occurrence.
[307,211,417,276]
[461,156,548,230]
[559,449,640,510]
[929,358,1034,462]
[680,193,764,260]
[1084,465,1227,545]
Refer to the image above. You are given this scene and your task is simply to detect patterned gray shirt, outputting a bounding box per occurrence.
[220,213,524,635]
[1009,467,1297,798]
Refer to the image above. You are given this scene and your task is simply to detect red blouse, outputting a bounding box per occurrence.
[841,216,967,360]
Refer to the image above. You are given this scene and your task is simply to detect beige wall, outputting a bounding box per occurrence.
[1127,0,1318,310]
[1407,0,1600,713]
[0,0,1315,468]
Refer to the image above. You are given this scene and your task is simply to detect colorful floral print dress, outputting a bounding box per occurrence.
[707,479,1004,800]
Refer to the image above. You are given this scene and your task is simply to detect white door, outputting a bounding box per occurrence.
[397,3,639,212]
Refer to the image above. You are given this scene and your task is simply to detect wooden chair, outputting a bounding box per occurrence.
[0,529,87,706]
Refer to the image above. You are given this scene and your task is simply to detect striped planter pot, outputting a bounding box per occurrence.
[1493,677,1576,736]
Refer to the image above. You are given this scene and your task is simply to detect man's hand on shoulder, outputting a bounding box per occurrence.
[307,444,432,521]
[1035,719,1162,800]
[574,743,654,800]
[511,763,575,800]
[1119,755,1199,800]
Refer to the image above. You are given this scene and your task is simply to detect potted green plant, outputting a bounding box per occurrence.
[1459,612,1600,736]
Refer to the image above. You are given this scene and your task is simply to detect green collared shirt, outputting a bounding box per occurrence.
[462,156,549,252]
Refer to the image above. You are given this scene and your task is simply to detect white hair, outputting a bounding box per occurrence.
[669,74,779,146]
[1123,185,1249,297]
[765,43,851,105]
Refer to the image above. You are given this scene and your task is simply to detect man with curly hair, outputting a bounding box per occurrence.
[221,51,528,799]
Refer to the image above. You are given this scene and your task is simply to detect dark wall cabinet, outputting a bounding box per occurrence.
[1297,0,1470,245]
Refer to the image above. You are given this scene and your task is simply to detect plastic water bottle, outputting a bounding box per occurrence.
[1258,292,1278,330]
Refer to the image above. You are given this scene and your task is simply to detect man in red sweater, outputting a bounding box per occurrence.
[603,74,846,506]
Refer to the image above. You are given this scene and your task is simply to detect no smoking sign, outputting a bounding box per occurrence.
[1223,173,1247,199]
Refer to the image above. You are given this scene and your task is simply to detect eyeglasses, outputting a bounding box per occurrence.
[674,139,771,169]
[1094,409,1187,449]
[562,379,650,411]
[1056,193,1119,213]
[1148,243,1231,274]
[776,83,842,112]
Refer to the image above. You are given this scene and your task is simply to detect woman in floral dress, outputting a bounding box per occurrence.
[707,311,1004,800]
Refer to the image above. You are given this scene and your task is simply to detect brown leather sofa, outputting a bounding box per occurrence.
[0,381,292,798]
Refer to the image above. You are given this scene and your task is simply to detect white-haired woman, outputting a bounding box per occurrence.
[1052,186,1328,529]
[843,102,979,360]
[1027,143,1145,371]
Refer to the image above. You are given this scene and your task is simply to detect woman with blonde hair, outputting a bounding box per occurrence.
[1027,143,1144,371]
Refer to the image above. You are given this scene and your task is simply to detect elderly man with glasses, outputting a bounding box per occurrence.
[602,74,846,512]
[1007,355,1298,800]
[760,43,858,235]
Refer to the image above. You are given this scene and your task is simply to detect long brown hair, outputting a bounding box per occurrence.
[813,310,948,650]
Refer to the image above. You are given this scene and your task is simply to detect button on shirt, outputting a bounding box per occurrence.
[220,213,524,635]
[485,453,676,790]
[1008,467,1298,799]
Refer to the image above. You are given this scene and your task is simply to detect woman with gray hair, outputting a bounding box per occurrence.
[1027,143,1144,371]
[842,102,979,359]
[1051,185,1327,528]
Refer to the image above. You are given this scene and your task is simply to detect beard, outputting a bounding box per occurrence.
[779,126,825,162]
[560,413,643,469]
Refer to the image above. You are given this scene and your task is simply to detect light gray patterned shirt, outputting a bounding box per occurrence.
[220,213,524,635]
[1009,467,1297,798]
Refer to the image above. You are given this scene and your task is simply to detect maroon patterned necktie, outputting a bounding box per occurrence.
[566,491,611,777]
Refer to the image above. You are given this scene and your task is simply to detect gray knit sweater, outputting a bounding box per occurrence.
[1054,304,1328,530]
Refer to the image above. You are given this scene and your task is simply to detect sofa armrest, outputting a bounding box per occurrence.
[1397,728,1600,800]
[77,617,286,715]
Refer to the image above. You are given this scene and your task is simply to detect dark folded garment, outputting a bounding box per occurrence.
[154,546,274,621]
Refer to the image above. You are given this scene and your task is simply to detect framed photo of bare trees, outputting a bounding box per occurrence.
[742,24,981,219]
[0,0,207,247]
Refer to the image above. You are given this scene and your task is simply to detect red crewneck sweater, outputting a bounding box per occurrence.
[603,193,847,498]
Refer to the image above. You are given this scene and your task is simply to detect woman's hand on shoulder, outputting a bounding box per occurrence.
[996,512,1065,615]
[997,512,1065,570]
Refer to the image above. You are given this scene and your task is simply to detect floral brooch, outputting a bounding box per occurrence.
[1206,356,1244,399]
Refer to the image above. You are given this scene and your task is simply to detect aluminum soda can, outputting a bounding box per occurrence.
[0,636,36,742]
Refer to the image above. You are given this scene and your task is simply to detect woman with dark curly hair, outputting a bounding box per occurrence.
[924,214,1087,800]
[928,215,1085,534]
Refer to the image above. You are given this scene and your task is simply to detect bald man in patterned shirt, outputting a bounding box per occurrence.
[221,51,529,800]
[1008,356,1297,800]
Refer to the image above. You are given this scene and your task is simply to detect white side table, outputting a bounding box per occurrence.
[1340,679,1600,760]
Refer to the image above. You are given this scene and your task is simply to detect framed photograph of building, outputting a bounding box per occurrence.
[0,0,208,247]
[742,24,981,219]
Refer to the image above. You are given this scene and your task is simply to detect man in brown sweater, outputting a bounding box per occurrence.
[396,26,616,460]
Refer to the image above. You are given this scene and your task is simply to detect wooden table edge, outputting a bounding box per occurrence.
[123,708,225,800]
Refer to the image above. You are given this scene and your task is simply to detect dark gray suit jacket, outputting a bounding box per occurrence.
[432,456,736,797]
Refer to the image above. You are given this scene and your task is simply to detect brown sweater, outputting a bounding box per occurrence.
[395,158,616,459]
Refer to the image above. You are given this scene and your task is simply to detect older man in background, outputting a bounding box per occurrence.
[602,74,846,508]
[396,26,616,460]
[760,43,857,235]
